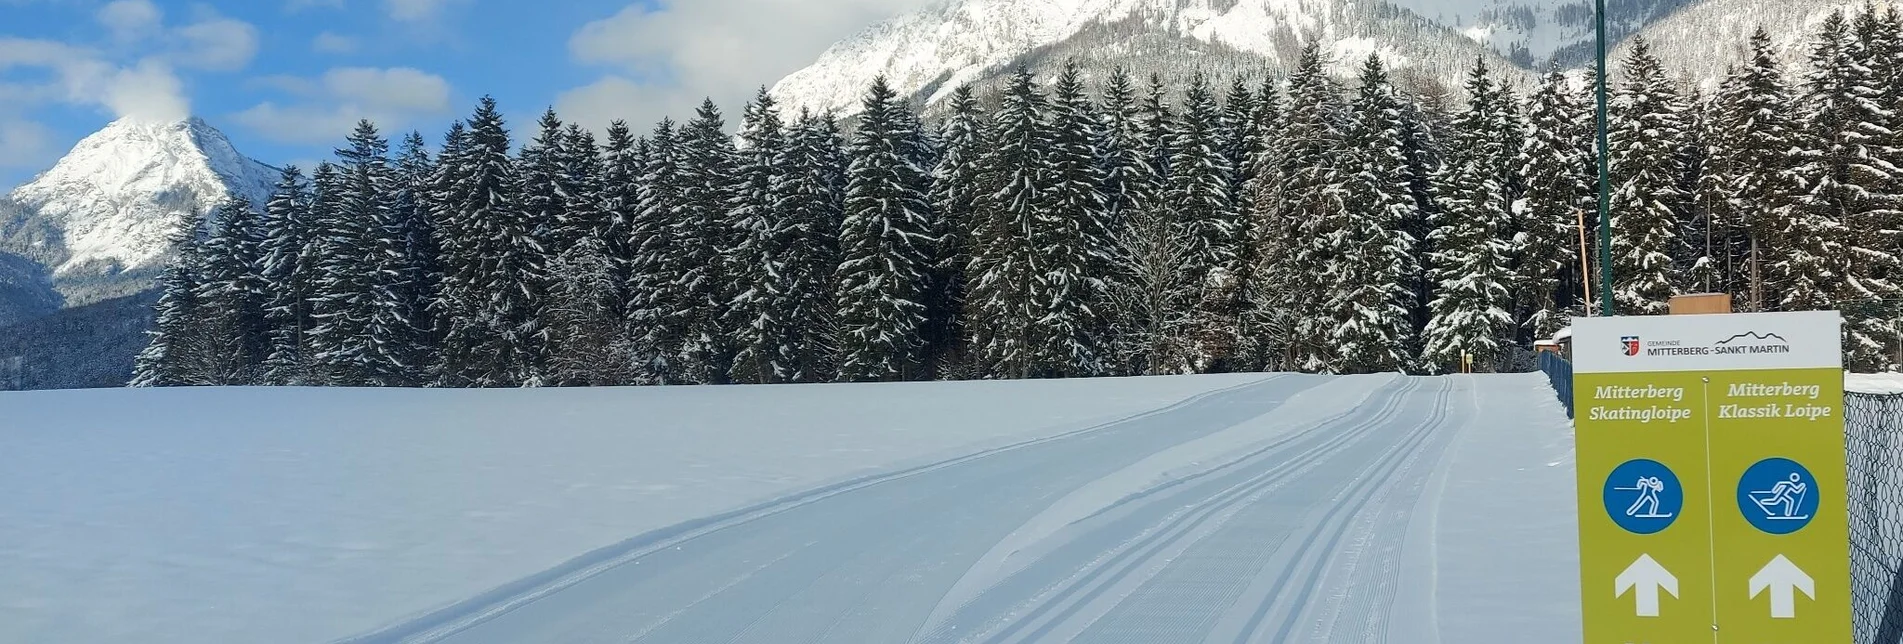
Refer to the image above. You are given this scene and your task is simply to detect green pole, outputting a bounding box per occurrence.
[1595,0,1615,317]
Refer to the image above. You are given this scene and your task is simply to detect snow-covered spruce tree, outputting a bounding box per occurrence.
[1264,42,1351,372]
[1222,75,1263,205]
[600,121,643,288]
[835,77,937,382]
[1712,29,1806,313]
[753,109,848,383]
[1693,71,1745,303]
[1517,64,1591,340]
[928,86,988,378]
[132,215,213,387]
[1421,58,1515,374]
[966,67,1046,379]
[561,124,610,250]
[1133,73,1175,212]
[1098,68,1144,236]
[627,119,687,384]
[726,88,796,385]
[546,235,629,386]
[436,97,545,387]
[1332,53,1420,374]
[1169,73,1243,372]
[194,196,270,384]
[310,120,419,387]
[519,109,571,259]
[674,99,739,384]
[1038,61,1110,377]
[1809,8,1903,368]
[1229,73,1288,373]
[1607,40,1689,315]
[392,132,440,363]
[259,165,315,385]
[1396,77,1448,348]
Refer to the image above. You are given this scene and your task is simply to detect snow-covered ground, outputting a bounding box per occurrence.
[1848,372,1903,395]
[0,373,1579,643]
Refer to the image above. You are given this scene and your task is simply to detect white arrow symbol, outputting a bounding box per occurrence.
[1750,554,1816,619]
[1616,553,1679,617]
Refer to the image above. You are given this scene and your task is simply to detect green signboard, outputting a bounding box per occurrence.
[1573,311,1849,643]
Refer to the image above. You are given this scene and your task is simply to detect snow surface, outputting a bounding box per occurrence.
[0,374,1267,643]
[6,116,278,276]
[0,373,1580,643]
[1849,372,1903,395]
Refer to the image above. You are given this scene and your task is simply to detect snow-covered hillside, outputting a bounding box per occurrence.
[5,117,276,281]
[1389,0,1701,67]
[1619,0,1874,90]
[769,0,1523,119]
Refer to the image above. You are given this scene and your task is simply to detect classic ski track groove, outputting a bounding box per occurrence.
[1055,380,1453,644]
[939,378,1423,644]
[340,375,1296,644]
[1254,380,1458,644]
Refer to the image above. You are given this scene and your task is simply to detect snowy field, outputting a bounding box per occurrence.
[0,373,1579,643]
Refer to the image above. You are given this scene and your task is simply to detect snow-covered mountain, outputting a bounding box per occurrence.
[1387,0,1701,68]
[4,117,277,288]
[770,0,1527,120]
[1619,0,1874,91]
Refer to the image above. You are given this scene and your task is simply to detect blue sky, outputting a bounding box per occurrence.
[0,0,932,189]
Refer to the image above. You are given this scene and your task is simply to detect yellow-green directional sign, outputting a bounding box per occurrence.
[1573,311,1849,643]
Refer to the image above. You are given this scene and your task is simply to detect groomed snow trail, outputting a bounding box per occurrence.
[355,374,1578,644]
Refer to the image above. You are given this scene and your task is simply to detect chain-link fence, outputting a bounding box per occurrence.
[1850,391,1903,644]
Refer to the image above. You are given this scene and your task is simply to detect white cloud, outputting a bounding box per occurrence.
[171,16,259,71]
[97,0,163,45]
[234,67,454,144]
[99,58,189,122]
[0,37,191,122]
[560,0,936,130]
[312,32,358,54]
[386,0,469,22]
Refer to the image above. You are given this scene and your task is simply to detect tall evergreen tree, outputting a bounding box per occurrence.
[1518,64,1591,339]
[260,165,315,384]
[726,88,796,384]
[195,197,269,384]
[928,85,988,377]
[436,97,543,386]
[391,131,440,375]
[1806,8,1903,367]
[760,110,848,383]
[132,215,212,387]
[1608,40,1690,315]
[675,99,739,383]
[627,119,689,384]
[1333,54,1420,374]
[1169,73,1242,371]
[966,67,1047,379]
[1038,61,1109,376]
[835,77,937,381]
[1422,58,1515,372]
[1261,42,1350,372]
[309,120,418,386]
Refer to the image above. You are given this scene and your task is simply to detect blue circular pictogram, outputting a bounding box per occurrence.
[1737,458,1819,535]
[1603,459,1683,534]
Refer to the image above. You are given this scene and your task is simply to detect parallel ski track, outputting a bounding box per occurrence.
[1237,379,1457,644]
[337,375,1299,644]
[925,377,1425,644]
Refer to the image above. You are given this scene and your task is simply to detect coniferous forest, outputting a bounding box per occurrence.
[133,9,1903,388]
